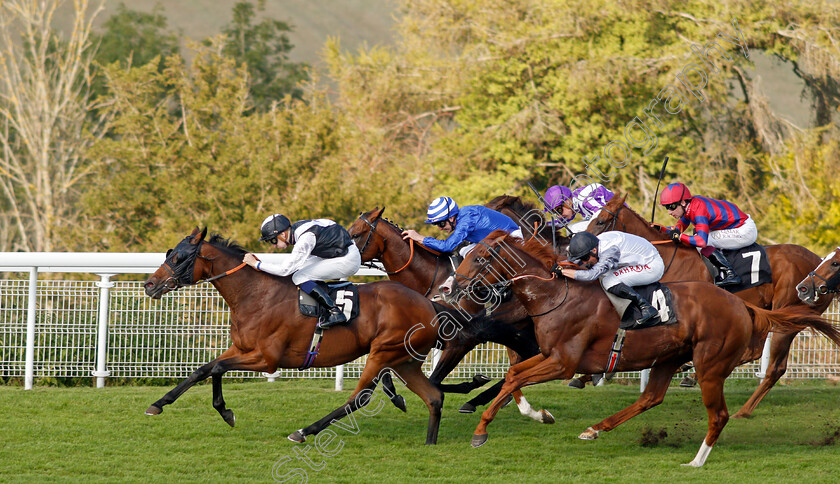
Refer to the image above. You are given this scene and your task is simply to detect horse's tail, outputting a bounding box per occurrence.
[431,301,540,358]
[745,303,840,347]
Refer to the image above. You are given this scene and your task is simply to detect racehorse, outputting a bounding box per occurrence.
[144,227,471,445]
[797,247,840,305]
[347,204,561,422]
[585,194,835,418]
[447,231,840,466]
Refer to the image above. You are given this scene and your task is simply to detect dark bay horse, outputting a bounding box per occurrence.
[797,247,840,304]
[144,227,459,444]
[449,231,840,466]
[586,194,835,418]
[347,205,560,422]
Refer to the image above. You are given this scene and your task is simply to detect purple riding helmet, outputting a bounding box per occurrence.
[543,185,573,212]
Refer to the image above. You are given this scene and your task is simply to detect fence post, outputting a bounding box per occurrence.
[24,267,38,390]
[640,368,650,392]
[335,364,344,391]
[92,274,114,388]
[756,332,773,380]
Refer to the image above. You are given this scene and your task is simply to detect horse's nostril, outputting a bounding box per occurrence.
[798,286,807,292]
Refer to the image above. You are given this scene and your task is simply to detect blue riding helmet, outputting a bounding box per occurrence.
[425,197,460,224]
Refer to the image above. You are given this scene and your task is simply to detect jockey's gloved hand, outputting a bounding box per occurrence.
[667,228,682,242]
[650,223,666,232]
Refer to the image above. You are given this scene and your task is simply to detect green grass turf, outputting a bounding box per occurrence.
[2,378,840,483]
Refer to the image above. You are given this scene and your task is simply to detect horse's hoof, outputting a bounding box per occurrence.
[287,430,306,443]
[459,402,477,414]
[540,409,555,424]
[473,374,491,386]
[471,433,488,448]
[681,461,703,468]
[568,378,585,389]
[392,395,407,413]
[731,411,750,419]
[679,376,697,388]
[145,405,162,416]
[578,427,599,440]
[222,410,236,427]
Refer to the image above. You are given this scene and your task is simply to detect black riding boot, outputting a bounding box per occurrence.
[707,249,741,286]
[308,285,347,328]
[606,283,660,327]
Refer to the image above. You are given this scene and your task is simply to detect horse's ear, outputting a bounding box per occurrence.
[192,227,207,245]
[614,192,628,207]
[373,206,385,220]
[190,226,200,237]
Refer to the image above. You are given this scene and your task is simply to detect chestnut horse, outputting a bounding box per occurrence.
[347,203,564,422]
[144,227,464,444]
[449,231,840,466]
[586,194,834,417]
[797,247,840,305]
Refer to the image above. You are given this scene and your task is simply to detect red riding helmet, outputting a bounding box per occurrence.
[660,182,692,205]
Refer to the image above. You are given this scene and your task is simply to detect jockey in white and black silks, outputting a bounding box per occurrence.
[561,231,664,327]
[243,214,361,328]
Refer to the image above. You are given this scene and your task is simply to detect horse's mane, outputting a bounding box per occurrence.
[485,229,559,270]
[485,195,539,214]
[207,233,248,256]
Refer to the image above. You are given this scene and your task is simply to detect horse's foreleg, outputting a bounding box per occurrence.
[145,346,242,416]
[379,371,407,413]
[732,330,797,418]
[472,354,567,447]
[209,349,272,427]
[579,361,682,440]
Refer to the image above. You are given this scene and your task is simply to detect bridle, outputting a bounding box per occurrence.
[452,241,568,317]
[159,237,246,290]
[803,250,840,296]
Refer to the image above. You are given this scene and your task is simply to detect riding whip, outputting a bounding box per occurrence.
[650,155,669,223]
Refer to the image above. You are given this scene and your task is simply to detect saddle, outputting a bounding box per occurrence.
[298,281,360,322]
[703,243,772,293]
[603,282,678,330]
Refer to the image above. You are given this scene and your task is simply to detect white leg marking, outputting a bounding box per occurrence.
[516,396,544,422]
[682,440,713,467]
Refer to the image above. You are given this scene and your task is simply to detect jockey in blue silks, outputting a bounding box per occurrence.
[401,196,523,258]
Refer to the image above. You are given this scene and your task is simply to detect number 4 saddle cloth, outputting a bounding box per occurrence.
[604,282,679,331]
[298,281,361,322]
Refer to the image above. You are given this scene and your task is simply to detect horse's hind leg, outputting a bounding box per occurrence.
[683,370,729,467]
[393,362,445,445]
[732,330,797,418]
[579,360,683,440]
[289,355,392,443]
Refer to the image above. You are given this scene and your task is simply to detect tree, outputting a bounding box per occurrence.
[218,0,309,109]
[0,0,108,251]
[93,3,180,70]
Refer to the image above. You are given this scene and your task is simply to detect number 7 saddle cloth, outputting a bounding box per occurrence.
[298,281,361,322]
[713,243,772,293]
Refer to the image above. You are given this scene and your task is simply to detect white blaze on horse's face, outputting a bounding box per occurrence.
[439,275,455,296]
[797,247,840,305]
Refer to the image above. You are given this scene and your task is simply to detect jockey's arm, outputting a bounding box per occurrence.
[254,232,317,276]
[422,211,478,253]
[572,246,621,282]
[679,215,710,248]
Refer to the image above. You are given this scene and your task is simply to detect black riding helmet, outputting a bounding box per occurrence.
[567,231,599,264]
[259,214,291,242]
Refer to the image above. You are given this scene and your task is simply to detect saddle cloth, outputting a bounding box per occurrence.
[704,243,772,293]
[604,282,678,330]
[298,281,360,322]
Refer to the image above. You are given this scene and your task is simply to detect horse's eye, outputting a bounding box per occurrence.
[832,261,839,267]
[351,233,361,239]
[597,219,605,225]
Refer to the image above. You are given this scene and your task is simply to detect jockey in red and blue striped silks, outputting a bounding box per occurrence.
[671,195,751,256]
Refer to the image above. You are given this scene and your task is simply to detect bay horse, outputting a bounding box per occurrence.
[144,227,472,445]
[347,203,565,422]
[448,231,840,466]
[586,194,835,418]
[797,247,840,305]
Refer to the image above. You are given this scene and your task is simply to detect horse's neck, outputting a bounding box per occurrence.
[380,231,446,291]
[211,262,295,310]
[622,211,666,240]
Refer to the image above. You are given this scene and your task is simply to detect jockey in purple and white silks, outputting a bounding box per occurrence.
[402,196,523,258]
[242,214,361,328]
[543,183,614,233]
[561,231,664,327]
